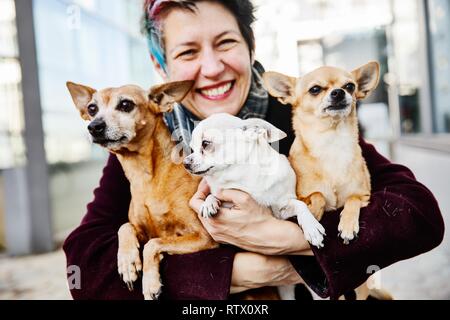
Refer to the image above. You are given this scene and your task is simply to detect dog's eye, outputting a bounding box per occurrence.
[117,100,135,113]
[87,104,98,117]
[202,140,212,150]
[309,86,322,96]
[344,83,356,93]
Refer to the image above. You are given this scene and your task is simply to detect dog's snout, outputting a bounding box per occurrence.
[331,89,346,102]
[183,156,193,170]
[88,120,106,137]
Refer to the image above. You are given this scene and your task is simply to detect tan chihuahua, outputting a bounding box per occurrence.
[263,62,380,244]
[67,81,218,300]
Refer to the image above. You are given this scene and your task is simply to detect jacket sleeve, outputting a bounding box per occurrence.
[63,154,236,300]
[289,139,445,299]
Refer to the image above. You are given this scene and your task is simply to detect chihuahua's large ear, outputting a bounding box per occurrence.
[149,80,194,113]
[66,82,96,120]
[351,61,380,100]
[242,118,287,143]
[262,71,297,106]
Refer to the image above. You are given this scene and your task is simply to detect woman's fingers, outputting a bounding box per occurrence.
[189,178,211,213]
[216,189,252,207]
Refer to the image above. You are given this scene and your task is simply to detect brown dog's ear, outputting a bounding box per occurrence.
[149,80,194,113]
[262,71,297,106]
[66,82,96,120]
[351,61,380,100]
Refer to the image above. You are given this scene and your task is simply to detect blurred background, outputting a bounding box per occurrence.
[0,0,448,300]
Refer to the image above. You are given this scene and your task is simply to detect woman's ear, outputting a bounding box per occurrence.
[151,55,168,81]
[250,49,256,65]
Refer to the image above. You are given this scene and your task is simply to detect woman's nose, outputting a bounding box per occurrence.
[200,49,225,79]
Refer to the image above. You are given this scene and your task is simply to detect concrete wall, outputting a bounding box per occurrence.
[49,160,105,243]
[0,173,5,250]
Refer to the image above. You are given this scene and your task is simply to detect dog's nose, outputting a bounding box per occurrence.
[183,157,193,170]
[88,120,106,137]
[331,89,346,102]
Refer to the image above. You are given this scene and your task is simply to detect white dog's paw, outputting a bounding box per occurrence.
[200,195,221,219]
[300,212,326,249]
[142,271,162,300]
[117,247,142,291]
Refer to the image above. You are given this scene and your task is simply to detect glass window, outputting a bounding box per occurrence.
[388,0,422,134]
[31,0,154,238]
[428,0,450,133]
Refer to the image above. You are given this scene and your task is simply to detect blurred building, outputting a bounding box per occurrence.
[253,0,450,298]
[0,0,448,259]
[0,0,154,254]
[254,0,450,207]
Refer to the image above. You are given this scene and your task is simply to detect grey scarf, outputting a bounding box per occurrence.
[163,61,269,152]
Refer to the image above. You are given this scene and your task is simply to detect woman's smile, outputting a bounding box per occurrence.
[196,80,235,101]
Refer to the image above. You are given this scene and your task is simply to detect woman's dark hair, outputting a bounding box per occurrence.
[142,0,257,64]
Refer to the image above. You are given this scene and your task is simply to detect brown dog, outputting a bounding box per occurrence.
[263,62,380,245]
[67,81,218,300]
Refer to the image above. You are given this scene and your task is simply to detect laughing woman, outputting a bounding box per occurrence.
[63,0,444,300]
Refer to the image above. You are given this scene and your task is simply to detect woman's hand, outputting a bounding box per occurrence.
[190,179,313,256]
[230,252,304,294]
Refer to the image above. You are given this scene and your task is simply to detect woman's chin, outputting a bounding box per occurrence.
[200,105,241,118]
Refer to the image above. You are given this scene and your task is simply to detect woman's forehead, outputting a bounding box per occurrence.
[162,1,241,46]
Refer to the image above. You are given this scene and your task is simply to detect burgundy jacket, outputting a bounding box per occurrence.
[63,96,445,300]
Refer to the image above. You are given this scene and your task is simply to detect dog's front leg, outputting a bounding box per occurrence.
[118,221,142,291]
[142,234,217,300]
[280,200,326,248]
[338,196,363,244]
[307,192,326,221]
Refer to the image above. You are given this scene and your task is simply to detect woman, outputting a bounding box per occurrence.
[63,0,444,300]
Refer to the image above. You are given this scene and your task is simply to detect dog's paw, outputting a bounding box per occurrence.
[142,271,162,300]
[300,212,326,249]
[118,247,142,291]
[338,216,359,245]
[200,195,221,219]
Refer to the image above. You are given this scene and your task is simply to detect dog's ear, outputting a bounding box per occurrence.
[262,72,297,106]
[351,61,380,100]
[66,82,96,121]
[149,80,194,113]
[242,118,287,143]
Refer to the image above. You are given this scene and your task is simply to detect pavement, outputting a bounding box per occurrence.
[0,249,71,300]
[0,244,448,300]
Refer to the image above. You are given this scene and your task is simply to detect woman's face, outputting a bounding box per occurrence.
[157,1,253,119]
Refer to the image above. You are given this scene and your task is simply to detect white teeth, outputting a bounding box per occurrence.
[201,82,232,98]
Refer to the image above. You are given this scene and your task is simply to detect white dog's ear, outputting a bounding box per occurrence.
[149,80,194,113]
[66,82,96,121]
[351,61,380,100]
[242,118,287,143]
[262,71,297,106]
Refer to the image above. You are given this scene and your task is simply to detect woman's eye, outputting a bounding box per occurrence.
[309,86,323,96]
[177,49,196,59]
[344,83,356,93]
[117,100,135,113]
[87,104,98,117]
[218,39,237,50]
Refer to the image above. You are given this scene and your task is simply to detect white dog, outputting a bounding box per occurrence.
[183,113,326,300]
